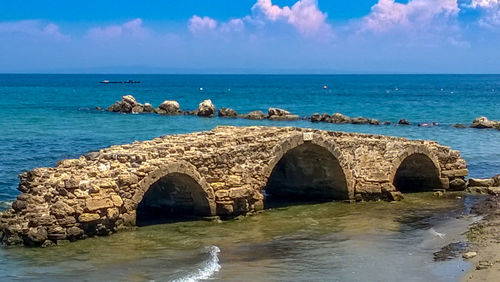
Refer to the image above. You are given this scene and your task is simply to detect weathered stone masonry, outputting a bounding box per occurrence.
[0,126,468,246]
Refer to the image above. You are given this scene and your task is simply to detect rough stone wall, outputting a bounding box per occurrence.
[0,126,467,246]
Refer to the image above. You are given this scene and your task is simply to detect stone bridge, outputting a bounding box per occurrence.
[0,126,468,246]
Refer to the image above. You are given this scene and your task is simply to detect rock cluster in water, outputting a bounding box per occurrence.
[105,95,500,131]
[465,174,500,195]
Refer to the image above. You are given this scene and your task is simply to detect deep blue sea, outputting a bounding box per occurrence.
[0,74,499,281]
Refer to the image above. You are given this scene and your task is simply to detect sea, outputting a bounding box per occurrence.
[0,74,498,281]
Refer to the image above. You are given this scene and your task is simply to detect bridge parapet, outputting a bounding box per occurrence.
[0,126,468,246]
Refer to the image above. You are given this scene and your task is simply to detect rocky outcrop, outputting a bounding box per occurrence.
[106,95,145,113]
[471,117,500,130]
[398,119,411,125]
[466,176,500,195]
[218,108,238,118]
[331,113,352,124]
[157,100,180,115]
[197,99,216,117]
[267,108,299,121]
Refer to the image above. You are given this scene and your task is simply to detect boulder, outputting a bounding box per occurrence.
[471,117,500,129]
[493,174,500,187]
[331,113,351,124]
[320,113,331,122]
[197,99,216,117]
[143,103,155,113]
[468,178,494,187]
[369,119,381,125]
[158,100,180,115]
[218,108,238,118]
[244,111,266,120]
[310,113,322,122]
[268,108,291,117]
[106,95,143,113]
[351,117,371,124]
[398,119,411,125]
[449,178,467,191]
[26,227,48,245]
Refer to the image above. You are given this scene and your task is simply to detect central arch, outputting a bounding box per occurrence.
[264,135,351,203]
[391,152,441,193]
[133,162,215,226]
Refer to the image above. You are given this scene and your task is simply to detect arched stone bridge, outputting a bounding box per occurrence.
[0,126,468,246]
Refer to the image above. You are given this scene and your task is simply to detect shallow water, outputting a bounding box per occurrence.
[0,193,480,281]
[0,74,498,280]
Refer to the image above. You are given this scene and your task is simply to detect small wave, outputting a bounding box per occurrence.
[174,245,221,282]
[0,201,12,211]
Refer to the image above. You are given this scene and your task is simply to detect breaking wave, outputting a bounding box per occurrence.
[174,245,221,282]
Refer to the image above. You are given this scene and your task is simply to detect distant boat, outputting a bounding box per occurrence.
[100,80,140,84]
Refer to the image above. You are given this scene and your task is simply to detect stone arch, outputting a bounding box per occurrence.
[263,133,354,202]
[132,162,215,226]
[390,147,442,193]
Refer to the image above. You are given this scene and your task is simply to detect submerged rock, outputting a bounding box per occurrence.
[198,99,216,117]
[218,108,238,118]
[471,117,500,129]
[452,123,467,128]
[351,117,371,124]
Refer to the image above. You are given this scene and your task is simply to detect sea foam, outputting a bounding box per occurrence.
[174,245,221,282]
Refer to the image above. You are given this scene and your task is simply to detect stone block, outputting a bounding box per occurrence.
[441,169,469,178]
[468,178,494,187]
[78,213,100,222]
[86,197,114,211]
[110,195,124,207]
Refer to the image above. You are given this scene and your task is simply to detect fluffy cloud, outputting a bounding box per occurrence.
[0,20,68,40]
[466,0,500,26]
[251,0,330,35]
[361,0,459,32]
[86,18,147,40]
[188,15,217,33]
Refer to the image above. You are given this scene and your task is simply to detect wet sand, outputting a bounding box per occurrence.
[462,195,500,281]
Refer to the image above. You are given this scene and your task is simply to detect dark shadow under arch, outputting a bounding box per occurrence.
[264,143,349,206]
[136,173,212,226]
[393,153,441,193]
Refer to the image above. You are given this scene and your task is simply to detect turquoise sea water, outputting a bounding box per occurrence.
[0,74,498,280]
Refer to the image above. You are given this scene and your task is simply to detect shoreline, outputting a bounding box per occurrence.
[461,194,500,281]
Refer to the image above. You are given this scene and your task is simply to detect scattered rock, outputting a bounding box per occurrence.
[267,108,299,121]
[463,251,477,259]
[158,100,180,115]
[331,113,351,124]
[449,178,467,191]
[218,108,238,118]
[468,178,495,188]
[398,119,411,125]
[197,99,216,117]
[243,111,266,120]
[310,113,322,122]
[107,95,144,113]
[143,103,155,113]
[471,117,500,129]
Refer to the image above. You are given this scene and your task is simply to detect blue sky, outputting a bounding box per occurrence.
[0,0,499,73]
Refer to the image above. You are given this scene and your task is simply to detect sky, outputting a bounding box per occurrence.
[0,0,500,74]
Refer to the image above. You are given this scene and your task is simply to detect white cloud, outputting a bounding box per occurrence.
[251,0,331,35]
[86,18,148,40]
[465,0,500,27]
[361,0,459,32]
[188,15,217,33]
[0,20,68,41]
[220,18,245,32]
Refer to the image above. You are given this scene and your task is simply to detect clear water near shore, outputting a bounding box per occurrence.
[0,74,498,280]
